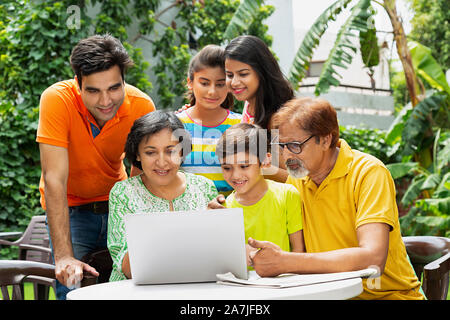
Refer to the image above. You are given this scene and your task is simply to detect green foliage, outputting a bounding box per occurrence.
[359,25,379,88]
[408,41,450,96]
[359,27,379,69]
[223,0,265,39]
[400,208,450,237]
[387,92,448,157]
[0,1,87,237]
[339,125,395,164]
[180,1,240,45]
[387,162,418,180]
[387,130,450,236]
[394,0,450,126]
[384,41,450,236]
[0,1,87,102]
[386,42,450,161]
[389,39,450,115]
[407,0,450,70]
[0,282,56,300]
[389,66,409,112]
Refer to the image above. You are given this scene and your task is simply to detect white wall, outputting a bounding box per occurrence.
[264,0,295,75]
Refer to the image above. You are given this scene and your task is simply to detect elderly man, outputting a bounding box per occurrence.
[254,97,425,300]
[210,97,424,300]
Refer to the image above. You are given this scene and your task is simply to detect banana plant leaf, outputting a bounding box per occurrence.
[314,0,374,95]
[385,102,413,145]
[409,41,450,95]
[420,198,450,215]
[421,173,441,190]
[386,43,450,147]
[400,208,450,237]
[415,214,450,228]
[359,27,379,68]
[223,0,264,39]
[436,136,450,171]
[401,92,447,155]
[401,176,426,206]
[287,0,353,89]
[386,162,418,179]
[435,172,450,198]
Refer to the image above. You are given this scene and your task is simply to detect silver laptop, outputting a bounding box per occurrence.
[124,208,248,285]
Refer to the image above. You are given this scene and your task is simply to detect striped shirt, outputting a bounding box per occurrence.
[176,107,242,194]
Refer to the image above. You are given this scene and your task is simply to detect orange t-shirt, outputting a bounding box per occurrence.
[36,79,155,209]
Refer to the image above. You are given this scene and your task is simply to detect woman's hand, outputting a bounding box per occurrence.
[174,104,191,114]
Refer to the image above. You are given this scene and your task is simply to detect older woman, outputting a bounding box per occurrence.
[107,111,218,281]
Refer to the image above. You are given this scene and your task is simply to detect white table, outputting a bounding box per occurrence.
[67,276,362,300]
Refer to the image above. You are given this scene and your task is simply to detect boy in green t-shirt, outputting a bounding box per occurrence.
[215,123,304,266]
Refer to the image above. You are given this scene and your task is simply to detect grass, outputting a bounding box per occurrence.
[1,282,56,300]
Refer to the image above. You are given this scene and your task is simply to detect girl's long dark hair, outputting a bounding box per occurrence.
[225,35,294,129]
[186,44,234,109]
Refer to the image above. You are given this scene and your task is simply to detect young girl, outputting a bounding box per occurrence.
[177,45,242,195]
[225,35,294,182]
[107,111,218,281]
[224,35,294,129]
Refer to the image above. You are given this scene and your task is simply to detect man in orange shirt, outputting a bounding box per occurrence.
[36,34,155,299]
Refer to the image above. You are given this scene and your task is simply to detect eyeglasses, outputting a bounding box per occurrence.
[270,135,315,154]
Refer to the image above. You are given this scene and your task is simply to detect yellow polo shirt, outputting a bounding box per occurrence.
[286,139,424,300]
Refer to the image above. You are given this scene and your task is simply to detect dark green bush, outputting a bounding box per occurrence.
[339,125,396,165]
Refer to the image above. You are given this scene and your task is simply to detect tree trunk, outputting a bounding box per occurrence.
[383,0,421,106]
[383,0,432,177]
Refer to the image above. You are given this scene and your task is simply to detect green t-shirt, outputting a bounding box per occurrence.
[107,172,218,282]
[225,179,303,252]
